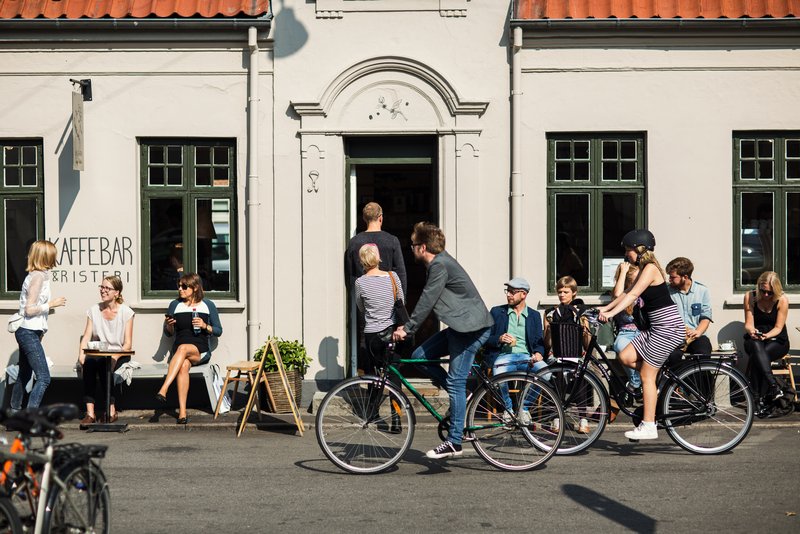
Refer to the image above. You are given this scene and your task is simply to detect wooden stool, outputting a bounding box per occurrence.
[214,361,264,419]
[772,355,797,403]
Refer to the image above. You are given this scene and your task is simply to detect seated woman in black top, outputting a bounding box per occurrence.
[743,271,790,414]
[156,273,223,424]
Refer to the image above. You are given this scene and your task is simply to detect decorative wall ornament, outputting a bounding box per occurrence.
[307,170,320,193]
[368,90,409,121]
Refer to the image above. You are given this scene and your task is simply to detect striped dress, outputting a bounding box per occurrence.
[630,283,685,368]
[355,272,403,333]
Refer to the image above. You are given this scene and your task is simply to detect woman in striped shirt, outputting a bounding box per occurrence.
[355,244,404,375]
[599,230,684,441]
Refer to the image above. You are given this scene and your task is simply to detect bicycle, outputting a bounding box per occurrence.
[315,342,565,473]
[0,404,110,534]
[537,308,755,455]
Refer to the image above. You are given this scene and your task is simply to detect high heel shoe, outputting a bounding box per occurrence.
[176,416,189,425]
[156,393,167,404]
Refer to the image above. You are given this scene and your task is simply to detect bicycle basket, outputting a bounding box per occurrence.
[551,322,585,359]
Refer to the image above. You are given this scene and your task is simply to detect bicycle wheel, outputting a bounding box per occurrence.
[0,497,22,534]
[466,373,564,471]
[44,461,110,534]
[536,363,609,455]
[661,362,754,454]
[316,376,415,474]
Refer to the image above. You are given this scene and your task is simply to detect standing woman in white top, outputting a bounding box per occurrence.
[77,275,135,426]
[11,240,66,410]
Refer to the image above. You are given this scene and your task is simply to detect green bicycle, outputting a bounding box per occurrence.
[315,343,565,474]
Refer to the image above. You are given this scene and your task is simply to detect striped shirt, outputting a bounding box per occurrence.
[355,272,404,333]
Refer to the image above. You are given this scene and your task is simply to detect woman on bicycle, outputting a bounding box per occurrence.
[742,271,790,415]
[598,229,684,440]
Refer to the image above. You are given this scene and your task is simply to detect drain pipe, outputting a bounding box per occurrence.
[247,26,261,357]
[510,25,523,277]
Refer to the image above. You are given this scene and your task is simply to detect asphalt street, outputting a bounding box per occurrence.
[45,420,800,534]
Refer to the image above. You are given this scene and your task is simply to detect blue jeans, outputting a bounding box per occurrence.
[411,327,491,445]
[12,328,50,409]
[492,355,548,411]
[613,329,641,388]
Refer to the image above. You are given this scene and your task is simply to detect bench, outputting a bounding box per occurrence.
[1,361,224,412]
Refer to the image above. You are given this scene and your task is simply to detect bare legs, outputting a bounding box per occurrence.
[618,343,658,423]
[157,344,202,419]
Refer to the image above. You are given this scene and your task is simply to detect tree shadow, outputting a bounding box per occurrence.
[562,483,657,533]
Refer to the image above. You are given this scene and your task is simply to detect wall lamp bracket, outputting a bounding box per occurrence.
[69,78,92,101]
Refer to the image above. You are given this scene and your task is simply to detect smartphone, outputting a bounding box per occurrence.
[165,314,174,320]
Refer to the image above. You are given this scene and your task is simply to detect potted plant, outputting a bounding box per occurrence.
[253,337,311,412]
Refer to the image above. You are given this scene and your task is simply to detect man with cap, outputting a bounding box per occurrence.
[485,277,547,384]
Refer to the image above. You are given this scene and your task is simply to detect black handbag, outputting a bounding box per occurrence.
[389,272,410,326]
[632,299,650,331]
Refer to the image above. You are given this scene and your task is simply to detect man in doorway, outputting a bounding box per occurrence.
[345,202,407,375]
[393,222,493,459]
[666,257,713,366]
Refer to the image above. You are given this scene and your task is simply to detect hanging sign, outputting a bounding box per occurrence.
[72,90,84,171]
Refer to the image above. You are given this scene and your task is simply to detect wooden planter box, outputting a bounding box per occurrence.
[264,369,303,413]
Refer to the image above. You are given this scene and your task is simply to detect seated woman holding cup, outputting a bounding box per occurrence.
[78,275,135,427]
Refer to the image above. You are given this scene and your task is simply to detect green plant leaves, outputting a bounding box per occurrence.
[253,337,310,375]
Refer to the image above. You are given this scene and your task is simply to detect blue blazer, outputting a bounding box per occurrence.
[484,305,544,358]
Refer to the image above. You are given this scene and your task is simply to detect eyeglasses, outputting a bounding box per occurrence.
[504,288,526,295]
[178,283,191,290]
[760,289,774,296]
[98,285,115,293]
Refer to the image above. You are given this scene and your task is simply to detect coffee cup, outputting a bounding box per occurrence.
[719,341,735,351]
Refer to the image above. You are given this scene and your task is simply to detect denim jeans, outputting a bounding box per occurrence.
[613,329,641,388]
[492,355,548,412]
[411,326,491,445]
[12,328,50,409]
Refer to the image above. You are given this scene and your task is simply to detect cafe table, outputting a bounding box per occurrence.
[82,349,134,432]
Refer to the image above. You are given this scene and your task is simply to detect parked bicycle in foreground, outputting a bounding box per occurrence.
[315,342,565,473]
[538,308,755,455]
[0,403,110,533]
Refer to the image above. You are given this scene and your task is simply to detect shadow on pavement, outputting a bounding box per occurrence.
[563,483,657,533]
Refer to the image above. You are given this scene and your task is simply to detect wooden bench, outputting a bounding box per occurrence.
[1,361,222,411]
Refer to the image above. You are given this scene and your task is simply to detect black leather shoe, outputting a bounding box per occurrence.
[156,393,167,404]
[176,417,189,425]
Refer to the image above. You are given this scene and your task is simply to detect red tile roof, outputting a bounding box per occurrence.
[515,0,799,19]
[0,0,269,19]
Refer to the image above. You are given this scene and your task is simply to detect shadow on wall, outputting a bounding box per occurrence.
[56,119,80,231]
[717,321,745,351]
[562,484,656,533]
[0,349,20,408]
[273,0,308,58]
[314,336,342,391]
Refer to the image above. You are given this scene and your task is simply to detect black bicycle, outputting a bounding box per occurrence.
[537,308,755,455]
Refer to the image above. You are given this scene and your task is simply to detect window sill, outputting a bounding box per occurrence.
[537,295,613,308]
[723,294,800,308]
[129,300,245,313]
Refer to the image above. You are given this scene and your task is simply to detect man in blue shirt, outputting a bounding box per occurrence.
[666,257,713,366]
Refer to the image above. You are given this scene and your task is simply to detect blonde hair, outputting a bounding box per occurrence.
[624,265,640,315]
[26,240,57,272]
[359,244,380,272]
[755,271,783,304]
[103,275,124,304]
[635,247,667,282]
[362,202,383,223]
[556,275,578,293]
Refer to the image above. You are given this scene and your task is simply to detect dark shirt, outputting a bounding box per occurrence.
[345,230,407,297]
[641,282,674,313]
[751,291,789,345]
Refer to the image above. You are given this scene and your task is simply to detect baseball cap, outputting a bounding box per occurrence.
[504,277,530,292]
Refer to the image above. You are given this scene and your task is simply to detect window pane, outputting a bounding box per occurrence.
[196,167,211,186]
[602,193,637,262]
[149,167,164,186]
[196,199,230,292]
[4,146,19,165]
[167,146,182,165]
[4,199,37,292]
[602,140,618,159]
[21,167,36,187]
[787,193,800,285]
[213,167,229,186]
[214,147,229,165]
[787,160,800,180]
[621,161,636,180]
[555,141,570,160]
[620,141,636,159]
[758,160,773,180]
[196,147,211,165]
[574,162,589,181]
[5,167,19,187]
[555,162,571,181]
[757,139,773,158]
[740,161,756,180]
[149,198,183,291]
[167,167,182,186]
[21,146,36,165]
[787,139,800,158]
[555,194,589,286]
[740,192,773,286]
[740,139,755,159]
[574,141,589,160]
[602,161,617,181]
[149,146,164,165]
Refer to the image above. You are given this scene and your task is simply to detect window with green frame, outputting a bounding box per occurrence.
[1,140,44,299]
[733,132,800,290]
[140,139,237,298]
[546,133,646,293]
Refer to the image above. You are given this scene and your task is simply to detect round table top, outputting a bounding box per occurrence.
[83,349,135,357]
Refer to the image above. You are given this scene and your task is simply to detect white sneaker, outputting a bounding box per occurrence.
[576,418,590,434]
[518,410,532,427]
[501,411,514,426]
[624,422,658,440]
[551,417,560,432]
